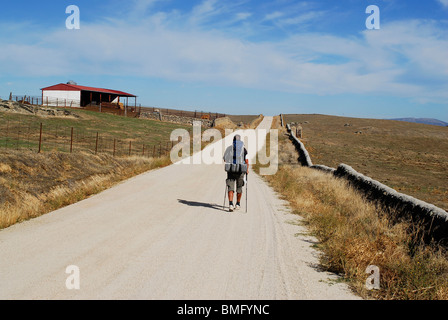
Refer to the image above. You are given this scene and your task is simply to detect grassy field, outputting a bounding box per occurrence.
[0,106,257,229]
[254,126,448,300]
[0,108,195,156]
[227,114,261,125]
[0,150,172,229]
[283,114,448,211]
[0,107,198,229]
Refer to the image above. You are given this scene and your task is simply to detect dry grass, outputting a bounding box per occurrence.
[0,149,171,229]
[284,114,448,211]
[0,107,192,156]
[254,128,448,300]
[212,114,264,139]
[270,115,282,129]
[227,114,261,126]
[0,105,199,229]
[248,114,264,129]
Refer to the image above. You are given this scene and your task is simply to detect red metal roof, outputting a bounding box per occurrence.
[41,83,136,97]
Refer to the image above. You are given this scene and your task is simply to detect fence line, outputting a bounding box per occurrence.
[8,95,81,108]
[4,94,226,121]
[139,106,226,121]
[0,120,175,159]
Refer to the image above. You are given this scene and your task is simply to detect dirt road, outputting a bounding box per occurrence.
[0,116,359,300]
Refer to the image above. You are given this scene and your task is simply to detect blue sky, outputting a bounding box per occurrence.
[0,0,447,121]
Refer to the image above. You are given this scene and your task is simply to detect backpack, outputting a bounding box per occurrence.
[224,140,247,173]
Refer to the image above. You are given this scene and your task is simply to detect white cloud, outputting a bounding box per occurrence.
[189,0,220,25]
[235,12,252,21]
[129,0,164,17]
[0,9,447,105]
[279,11,326,26]
[438,0,448,8]
[192,0,218,16]
[264,11,283,21]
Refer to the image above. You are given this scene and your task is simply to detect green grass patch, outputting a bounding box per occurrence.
[0,108,194,157]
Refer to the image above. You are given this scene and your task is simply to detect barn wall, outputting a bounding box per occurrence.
[42,90,81,108]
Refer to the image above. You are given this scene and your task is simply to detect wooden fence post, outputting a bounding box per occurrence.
[26,123,31,149]
[38,123,43,153]
[95,132,99,154]
[70,127,74,153]
[5,120,9,148]
[16,125,20,150]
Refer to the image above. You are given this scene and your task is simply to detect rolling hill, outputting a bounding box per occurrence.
[390,118,448,127]
[284,114,448,211]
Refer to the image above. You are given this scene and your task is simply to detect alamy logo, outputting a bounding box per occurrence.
[365,265,380,290]
[66,5,80,30]
[366,5,380,30]
[65,265,80,290]
[170,121,278,175]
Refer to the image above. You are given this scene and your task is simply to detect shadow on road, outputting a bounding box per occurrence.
[177,199,227,212]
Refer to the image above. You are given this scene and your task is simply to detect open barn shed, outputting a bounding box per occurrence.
[41,83,137,109]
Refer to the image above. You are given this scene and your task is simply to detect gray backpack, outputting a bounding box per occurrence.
[224,140,247,173]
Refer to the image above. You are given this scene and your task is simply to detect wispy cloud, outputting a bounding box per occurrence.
[278,11,327,26]
[0,3,447,106]
[438,0,448,8]
[235,12,252,21]
[264,11,283,21]
[189,0,221,26]
[129,0,164,18]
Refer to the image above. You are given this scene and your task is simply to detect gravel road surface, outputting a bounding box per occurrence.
[0,117,359,300]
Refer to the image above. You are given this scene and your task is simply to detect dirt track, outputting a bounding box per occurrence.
[0,116,359,299]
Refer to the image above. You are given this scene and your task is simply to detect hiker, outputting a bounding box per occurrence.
[223,134,249,212]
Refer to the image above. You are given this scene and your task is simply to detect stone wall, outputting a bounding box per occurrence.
[140,111,214,127]
[286,124,313,167]
[334,164,448,243]
[0,99,79,118]
[285,123,448,244]
[213,116,238,129]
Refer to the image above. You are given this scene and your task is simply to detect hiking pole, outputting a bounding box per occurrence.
[223,184,228,210]
[245,173,248,213]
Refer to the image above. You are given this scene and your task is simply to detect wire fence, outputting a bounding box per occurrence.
[7,95,138,109]
[3,95,226,121]
[140,106,226,121]
[7,95,44,106]
[7,95,80,108]
[0,119,176,158]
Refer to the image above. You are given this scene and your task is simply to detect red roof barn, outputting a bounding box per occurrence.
[41,83,137,108]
